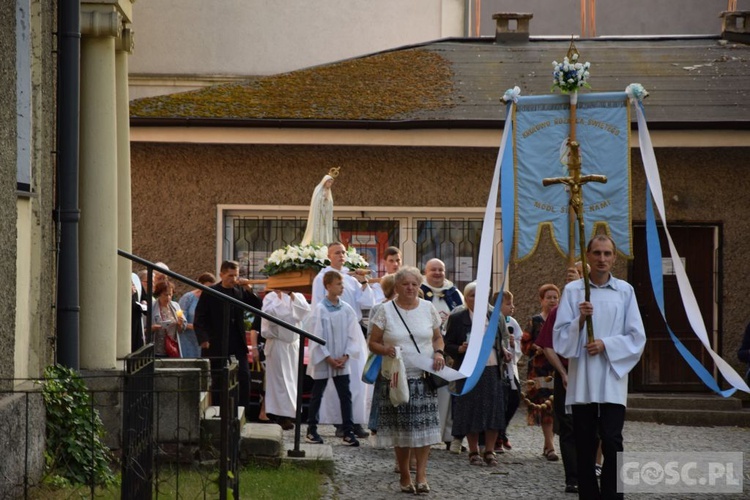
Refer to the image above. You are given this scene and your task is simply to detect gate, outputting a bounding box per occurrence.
[121,344,155,499]
[221,362,241,499]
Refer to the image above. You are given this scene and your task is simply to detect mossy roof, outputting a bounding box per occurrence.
[129,49,454,121]
[130,37,750,127]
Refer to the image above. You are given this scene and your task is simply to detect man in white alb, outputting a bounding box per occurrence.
[553,235,646,500]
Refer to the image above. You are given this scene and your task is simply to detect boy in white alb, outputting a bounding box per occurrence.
[498,291,522,452]
[306,270,362,446]
[311,242,374,438]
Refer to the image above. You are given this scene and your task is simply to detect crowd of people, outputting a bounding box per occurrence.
[132,234,645,499]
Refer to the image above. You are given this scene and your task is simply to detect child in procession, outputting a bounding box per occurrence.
[306,270,362,446]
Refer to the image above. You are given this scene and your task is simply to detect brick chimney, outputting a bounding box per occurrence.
[492,12,533,43]
[720,10,750,44]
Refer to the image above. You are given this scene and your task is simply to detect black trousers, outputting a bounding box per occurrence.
[554,371,577,486]
[572,403,625,500]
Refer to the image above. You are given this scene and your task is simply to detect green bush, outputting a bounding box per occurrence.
[41,365,116,487]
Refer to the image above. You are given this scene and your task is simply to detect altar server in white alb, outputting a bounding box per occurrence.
[311,242,374,438]
[261,290,310,430]
[553,234,646,500]
[306,270,364,446]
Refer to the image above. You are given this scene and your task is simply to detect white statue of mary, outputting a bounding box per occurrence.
[300,169,338,246]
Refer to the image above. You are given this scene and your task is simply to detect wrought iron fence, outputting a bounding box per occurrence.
[118,250,325,499]
[0,362,244,498]
[121,343,155,499]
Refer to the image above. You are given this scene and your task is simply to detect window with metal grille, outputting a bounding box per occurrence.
[220,206,502,293]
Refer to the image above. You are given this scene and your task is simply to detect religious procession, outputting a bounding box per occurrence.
[129,28,750,494]
[13,1,750,499]
[124,6,750,497]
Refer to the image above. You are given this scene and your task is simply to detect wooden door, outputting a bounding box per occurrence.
[629,224,718,391]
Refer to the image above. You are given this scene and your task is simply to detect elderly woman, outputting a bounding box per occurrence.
[521,283,561,461]
[151,281,186,357]
[444,282,510,467]
[368,267,445,494]
[178,272,216,358]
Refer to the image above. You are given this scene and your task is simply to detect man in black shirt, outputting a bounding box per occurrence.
[195,260,261,410]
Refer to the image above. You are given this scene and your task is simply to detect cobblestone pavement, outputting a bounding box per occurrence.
[284,416,750,500]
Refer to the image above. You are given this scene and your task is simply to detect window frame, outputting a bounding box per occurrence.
[218,204,505,292]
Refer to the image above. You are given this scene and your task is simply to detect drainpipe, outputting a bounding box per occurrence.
[55,0,81,369]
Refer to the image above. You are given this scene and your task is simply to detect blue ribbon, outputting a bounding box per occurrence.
[501,104,515,268]
[645,185,735,397]
[457,293,507,396]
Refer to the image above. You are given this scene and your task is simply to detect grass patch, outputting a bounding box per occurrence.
[244,462,327,499]
[26,462,328,499]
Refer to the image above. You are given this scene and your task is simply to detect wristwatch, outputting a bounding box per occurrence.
[434,349,445,357]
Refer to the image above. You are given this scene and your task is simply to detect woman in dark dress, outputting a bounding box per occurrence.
[521,283,560,461]
[445,282,510,467]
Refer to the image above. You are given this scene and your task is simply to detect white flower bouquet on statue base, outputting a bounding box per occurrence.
[261,244,370,277]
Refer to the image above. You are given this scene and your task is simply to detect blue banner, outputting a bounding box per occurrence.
[513,92,632,260]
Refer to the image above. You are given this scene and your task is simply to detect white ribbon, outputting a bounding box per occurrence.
[635,103,749,394]
[457,103,515,383]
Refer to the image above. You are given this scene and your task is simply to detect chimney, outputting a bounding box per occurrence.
[720,10,750,44]
[492,12,533,43]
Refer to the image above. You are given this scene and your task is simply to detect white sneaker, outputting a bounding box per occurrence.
[450,438,463,454]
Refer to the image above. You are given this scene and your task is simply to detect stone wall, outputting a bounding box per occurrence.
[0,388,46,495]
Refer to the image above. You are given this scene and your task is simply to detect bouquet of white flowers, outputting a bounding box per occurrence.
[551,53,591,94]
[261,244,370,276]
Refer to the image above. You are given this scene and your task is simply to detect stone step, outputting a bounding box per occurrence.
[626,407,750,427]
[627,393,743,411]
[240,422,284,461]
[239,422,334,473]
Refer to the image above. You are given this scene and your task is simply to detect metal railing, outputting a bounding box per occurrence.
[121,343,155,499]
[118,250,327,497]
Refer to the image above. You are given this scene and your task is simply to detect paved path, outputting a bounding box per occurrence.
[284,417,750,499]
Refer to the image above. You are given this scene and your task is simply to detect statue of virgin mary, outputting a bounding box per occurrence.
[300,168,338,246]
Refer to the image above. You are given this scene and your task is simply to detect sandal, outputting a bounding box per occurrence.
[483,451,498,467]
[416,482,430,494]
[543,448,559,461]
[400,482,416,494]
[469,451,483,466]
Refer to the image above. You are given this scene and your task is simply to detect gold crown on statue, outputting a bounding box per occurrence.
[328,166,341,178]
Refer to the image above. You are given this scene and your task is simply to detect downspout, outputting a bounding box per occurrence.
[55,0,81,369]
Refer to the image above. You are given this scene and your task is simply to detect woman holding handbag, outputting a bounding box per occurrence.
[151,281,186,357]
[368,266,445,494]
